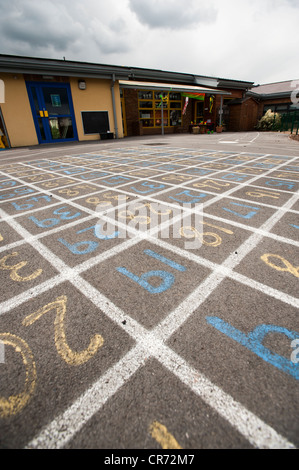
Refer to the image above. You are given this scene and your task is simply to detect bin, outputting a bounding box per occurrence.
[100,132,114,140]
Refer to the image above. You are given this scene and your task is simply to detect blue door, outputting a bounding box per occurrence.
[26,82,78,144]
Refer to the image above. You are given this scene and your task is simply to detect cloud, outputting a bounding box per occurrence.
[0,0,84,55]
[270,0,299,6]
[128,0,217,29]
[91,18,131,54]
[0,0,298,84]
[0,0,135,58]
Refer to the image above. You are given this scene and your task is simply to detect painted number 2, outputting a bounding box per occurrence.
[0,296,104,418]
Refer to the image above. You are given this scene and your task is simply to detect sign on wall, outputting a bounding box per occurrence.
[51,94,62,107]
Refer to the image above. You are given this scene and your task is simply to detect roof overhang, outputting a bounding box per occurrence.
[119,80,231,96]
[248,91,292,100]
[0,54,252,92]
[0,54,130,80]
[218,79,254,90]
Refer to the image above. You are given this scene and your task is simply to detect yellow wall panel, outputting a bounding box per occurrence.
[0,73,38,147]
[70,78,124,140]
[0,74,124,148]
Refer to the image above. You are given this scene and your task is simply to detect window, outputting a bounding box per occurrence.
[263,103,292,115]
[138,90,182,128]
[194,101,204,123]
[263,105,275,114]
[275,105,289,113]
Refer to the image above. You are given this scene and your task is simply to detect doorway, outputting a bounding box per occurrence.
[0,106,10,149]
[26,82,78,144]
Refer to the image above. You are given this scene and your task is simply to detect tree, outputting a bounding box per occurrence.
[256,109,281,131]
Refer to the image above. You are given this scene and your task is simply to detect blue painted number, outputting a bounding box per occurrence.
[169,190,207,204]
[116,249,186,294]
[58,223,119,254]
[29,206,81,228]
[222,202,260,219]
[206,316,299,380]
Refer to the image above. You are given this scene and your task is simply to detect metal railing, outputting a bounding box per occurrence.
[280,111,299,135]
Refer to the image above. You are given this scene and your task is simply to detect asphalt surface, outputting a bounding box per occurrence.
[0,131,298,450]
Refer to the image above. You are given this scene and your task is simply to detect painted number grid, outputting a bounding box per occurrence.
[0,145,298,449]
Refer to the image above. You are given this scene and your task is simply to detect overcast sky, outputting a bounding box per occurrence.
[0,0,298,85]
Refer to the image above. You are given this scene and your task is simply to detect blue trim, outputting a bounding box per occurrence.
[26,81,78,144]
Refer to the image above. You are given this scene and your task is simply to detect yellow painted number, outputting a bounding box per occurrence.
[149,421,182,450]
[59,187,80,197]
[0,333,37,418]
[0,252,42,282]
[86,192,129,207]
[180,222,233,247]
[119,203,172,225]
[162,175,191,182]
[59,185,94,197]
[261,254,299,278]
[246,190,280,199]
[22,296,104,365]
[192,179,230,191]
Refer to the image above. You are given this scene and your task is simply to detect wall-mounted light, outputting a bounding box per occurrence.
[78,80,86,90]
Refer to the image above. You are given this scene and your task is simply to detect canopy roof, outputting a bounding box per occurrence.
[119,80,230,96]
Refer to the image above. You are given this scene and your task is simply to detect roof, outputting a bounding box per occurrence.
[119,80,231,96]
[250,80,298,98]
[0,54,254,91]
[0,54,130,80]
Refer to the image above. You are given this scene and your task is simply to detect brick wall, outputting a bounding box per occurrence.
[181,96,193,132]
[258,97,292,120]
[123,86,254,134]
[228,98,259,131]
[213,90,245,129]
[240,99,259,130]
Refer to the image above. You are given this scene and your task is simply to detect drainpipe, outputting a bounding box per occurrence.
[111,74,119,139]
[161,94,164,135]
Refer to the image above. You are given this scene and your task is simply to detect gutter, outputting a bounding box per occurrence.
[0,54,130,80]
[0,55,255,91]
[247,91,292,100]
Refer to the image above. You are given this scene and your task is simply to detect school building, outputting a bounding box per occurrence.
[0,54,296,149]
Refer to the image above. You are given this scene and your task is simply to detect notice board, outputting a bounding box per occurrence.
[81,111,110,135]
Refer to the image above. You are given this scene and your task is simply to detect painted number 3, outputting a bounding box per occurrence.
[0,252,42,282]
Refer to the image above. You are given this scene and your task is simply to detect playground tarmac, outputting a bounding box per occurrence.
[0,131,298,450]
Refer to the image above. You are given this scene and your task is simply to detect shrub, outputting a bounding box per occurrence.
[257,109,281,131]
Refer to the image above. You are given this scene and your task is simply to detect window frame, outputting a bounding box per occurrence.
[138,90,182,128]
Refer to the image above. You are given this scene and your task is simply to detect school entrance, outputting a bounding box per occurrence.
[26,82,78,144]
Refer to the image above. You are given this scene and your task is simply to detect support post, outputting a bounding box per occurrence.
[219,95,223,127]
[161,94,164,135]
